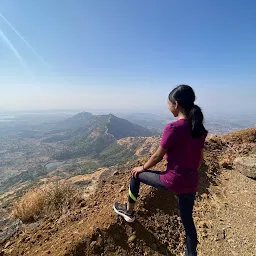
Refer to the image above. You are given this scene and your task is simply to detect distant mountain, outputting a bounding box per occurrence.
[44,113,155,161]
[51,112,154,139]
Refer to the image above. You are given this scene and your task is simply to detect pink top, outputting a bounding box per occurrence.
[160,119,206,194]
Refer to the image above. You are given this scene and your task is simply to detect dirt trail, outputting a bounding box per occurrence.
[198,168,256,256]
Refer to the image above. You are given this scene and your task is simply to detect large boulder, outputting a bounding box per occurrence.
[234,155,256,179]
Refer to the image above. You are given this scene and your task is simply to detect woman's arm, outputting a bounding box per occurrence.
[132,124,175,177]
[144,146,167,170]
[131,146,167,177]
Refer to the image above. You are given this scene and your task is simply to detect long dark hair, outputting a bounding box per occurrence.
[169,85,207,138]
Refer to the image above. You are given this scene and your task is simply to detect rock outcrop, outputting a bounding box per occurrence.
[234,155,256,179]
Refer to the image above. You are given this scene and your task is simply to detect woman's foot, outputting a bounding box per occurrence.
[182,247,197,256]
[113,202,135,223]
[182,248,188,256]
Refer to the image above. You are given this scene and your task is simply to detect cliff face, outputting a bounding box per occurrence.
[1,128,256,256]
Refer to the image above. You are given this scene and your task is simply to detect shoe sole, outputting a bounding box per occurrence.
[113,204,135,223]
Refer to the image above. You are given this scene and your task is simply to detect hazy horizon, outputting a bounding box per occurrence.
[1,107,256,120]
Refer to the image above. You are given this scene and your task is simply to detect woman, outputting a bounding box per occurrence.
[113,85,207,256]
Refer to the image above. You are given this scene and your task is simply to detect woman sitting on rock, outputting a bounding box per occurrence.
[114,85,208,256]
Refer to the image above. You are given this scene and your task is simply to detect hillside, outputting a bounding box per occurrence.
[1,127,256,256]
[106,114,154,139]
[0,136,160,203]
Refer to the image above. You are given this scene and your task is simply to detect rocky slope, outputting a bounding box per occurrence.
[1,128,256,256]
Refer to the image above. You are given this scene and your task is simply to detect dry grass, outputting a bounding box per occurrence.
[223,127,256,144]
[12,182,82,223]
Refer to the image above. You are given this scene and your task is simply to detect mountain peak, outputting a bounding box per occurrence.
[108,113,116,119]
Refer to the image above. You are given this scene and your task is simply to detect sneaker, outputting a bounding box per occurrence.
[182,249,188,256]
[182,247,197,256]
[113,202,135,223]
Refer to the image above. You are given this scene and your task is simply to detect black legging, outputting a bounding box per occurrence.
[128,170,197,256]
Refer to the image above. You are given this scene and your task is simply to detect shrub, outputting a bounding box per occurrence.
[13,182,82,222]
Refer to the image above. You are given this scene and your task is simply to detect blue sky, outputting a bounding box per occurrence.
[0,0,256,114]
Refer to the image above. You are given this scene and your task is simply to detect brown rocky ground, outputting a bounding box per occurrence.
[1,128,256,256]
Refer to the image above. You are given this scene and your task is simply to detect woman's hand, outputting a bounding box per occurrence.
[131,166,144,178]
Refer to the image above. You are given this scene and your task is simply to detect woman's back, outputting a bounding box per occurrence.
[160,119,206,193]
